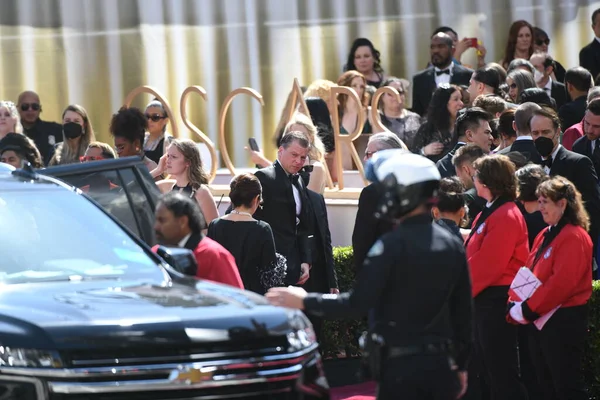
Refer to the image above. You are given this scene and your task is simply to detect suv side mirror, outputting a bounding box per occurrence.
[155,246,198,277]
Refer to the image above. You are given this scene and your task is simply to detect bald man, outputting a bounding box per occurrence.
[17,91,63,165]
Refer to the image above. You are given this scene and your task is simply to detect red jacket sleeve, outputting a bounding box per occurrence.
[525,231,592,316]
[467,209,528,297]
[194,239,245,289]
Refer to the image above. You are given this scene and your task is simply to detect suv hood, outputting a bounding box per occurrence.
[0,279,293,350]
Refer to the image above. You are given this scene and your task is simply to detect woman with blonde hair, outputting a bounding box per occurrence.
[152,138,219,225]
[246,112,328,193]
[49,104,95,166]
[0,101,23,140]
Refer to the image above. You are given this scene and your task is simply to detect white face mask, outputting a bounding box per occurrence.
[534,69,544,83]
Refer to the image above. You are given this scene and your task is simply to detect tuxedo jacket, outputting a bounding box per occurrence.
[253,161,312,284]
[352,183,395,271]
[550,146,600,247]
[498,138,542,165]
[436,142,465,178]
[411,64,473,117]
[572,135,600,178]
[559,95,587,132]
[303,189,338,292]
[579,39,600,84]
[550,80,568,111]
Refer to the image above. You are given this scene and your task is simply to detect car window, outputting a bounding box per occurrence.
[117,168,158,244]
[0,189,165,284]
[54,169,142,238]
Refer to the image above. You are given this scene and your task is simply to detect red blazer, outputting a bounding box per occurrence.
[521,224,592,321]
[562,120,583,151]
[152,237,244,290]
[466,202,529,298]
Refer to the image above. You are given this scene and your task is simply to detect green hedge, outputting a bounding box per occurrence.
[325,247,600,397]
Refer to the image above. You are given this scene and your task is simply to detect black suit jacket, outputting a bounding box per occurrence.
[498,138,542,165]
[411,64,473,117]
[580,39,600,84]
[550,146,600,247]
[559,95,587,131]
[253,161,312,284]
[303,190,338,292]
[436,142,465,178]
[550,80,568,111]
[572,135,600,176]
[352,183,395,271]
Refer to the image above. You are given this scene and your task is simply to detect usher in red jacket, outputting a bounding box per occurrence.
[521,224,592,320]
[466,202,530,298]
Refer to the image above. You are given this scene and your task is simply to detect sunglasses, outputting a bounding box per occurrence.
[301,165,314,173]
[509,83,518,89]
[20,103,40,111]
[535,38,550,46]
[145,113,167,122]
[80,155,106,162]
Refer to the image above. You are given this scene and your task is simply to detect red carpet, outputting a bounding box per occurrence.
[330,381,377,400]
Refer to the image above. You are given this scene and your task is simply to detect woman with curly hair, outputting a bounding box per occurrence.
[0,132,43,168]
[109,106,157,172]
[344,38,385,88]
[153,138,219,226]
[0,101,23,140]
[412,84,464,161]
[49,104,95,166]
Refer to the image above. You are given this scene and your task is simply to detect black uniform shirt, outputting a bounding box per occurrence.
[304,213,473,369]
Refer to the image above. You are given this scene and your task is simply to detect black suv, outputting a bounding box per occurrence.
[0,163,329,399]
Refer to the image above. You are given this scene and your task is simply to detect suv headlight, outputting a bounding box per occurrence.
[286,310,317,352]
[0,347,63,368]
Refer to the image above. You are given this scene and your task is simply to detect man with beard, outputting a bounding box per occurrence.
[572,99,600,177]
[153,192,244,288]
[412,32,473,117]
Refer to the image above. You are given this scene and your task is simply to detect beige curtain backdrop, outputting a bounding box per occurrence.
[1,0,599,166]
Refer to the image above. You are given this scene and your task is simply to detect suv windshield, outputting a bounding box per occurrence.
[0,188,165,284]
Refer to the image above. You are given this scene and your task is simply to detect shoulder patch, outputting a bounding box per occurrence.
[367,240,384,257]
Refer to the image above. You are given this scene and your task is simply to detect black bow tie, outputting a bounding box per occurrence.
[436,69,450,76]
[542,157,553,169]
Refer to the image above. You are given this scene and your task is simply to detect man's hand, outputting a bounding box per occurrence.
[456,371,468,398]
[297,263,310,285]
[330,288,340,294]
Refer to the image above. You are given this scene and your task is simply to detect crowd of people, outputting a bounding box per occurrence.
[1,11,600,400]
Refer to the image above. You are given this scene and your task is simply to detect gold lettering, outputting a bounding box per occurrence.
[218,87,264,176]
[328,86,368,189]
[180,86,218,183]
[369,86,408,150]
[123,86,179,138]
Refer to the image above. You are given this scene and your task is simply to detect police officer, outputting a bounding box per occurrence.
[266,150,473,400]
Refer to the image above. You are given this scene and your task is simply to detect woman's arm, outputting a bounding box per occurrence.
[307,162,325,193]
[195,186,220,225]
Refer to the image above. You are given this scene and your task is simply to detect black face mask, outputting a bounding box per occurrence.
[534,136,555,158]
[63,122,83,139]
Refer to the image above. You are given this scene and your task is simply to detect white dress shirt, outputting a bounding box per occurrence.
[434,63,454,87]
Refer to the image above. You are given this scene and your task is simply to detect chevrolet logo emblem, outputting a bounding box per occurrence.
[169,366,216,384]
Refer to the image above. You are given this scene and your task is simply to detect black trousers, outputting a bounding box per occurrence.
[528,305,588,400]
[473,287,528,400]
[377,353,460,400]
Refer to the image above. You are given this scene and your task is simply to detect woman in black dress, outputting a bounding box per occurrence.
[207,173,286,294]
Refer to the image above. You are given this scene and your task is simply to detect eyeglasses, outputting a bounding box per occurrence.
[80,155,106,162]
[145,113,167,122]
[20,103,40,111]
[535,38,550,46]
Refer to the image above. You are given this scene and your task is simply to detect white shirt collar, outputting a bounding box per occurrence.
[544,77,552,92]
[515,135,533,141]
[542,144,562,161]
[595,37,600,44]
[178,233,192,248]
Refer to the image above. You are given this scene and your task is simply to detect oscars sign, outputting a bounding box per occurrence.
[123,79,406,190]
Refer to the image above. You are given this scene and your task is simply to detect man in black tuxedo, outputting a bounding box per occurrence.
[437,107,492,177]
[572,99,600,178]
[559,67,593,131]
[579,8,600,84]
[530,107,600,259]
[352,132,405,271]
[530,53,567,110]
[498,102,542,164]
[253,131,312,286]
[452,144,487,225]
[411,33,473,117]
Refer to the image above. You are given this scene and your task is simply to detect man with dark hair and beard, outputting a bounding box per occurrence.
[411,32,473,117]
